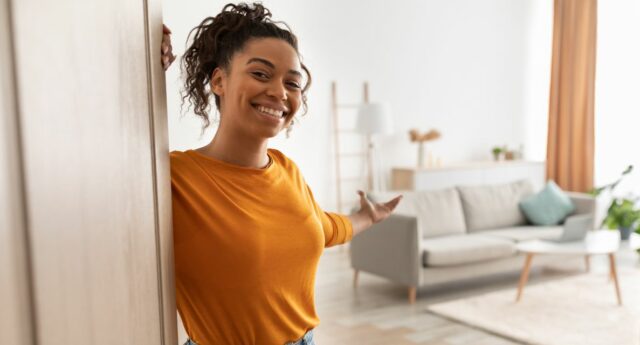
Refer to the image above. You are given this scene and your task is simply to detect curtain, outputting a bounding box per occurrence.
[546,0,597,192]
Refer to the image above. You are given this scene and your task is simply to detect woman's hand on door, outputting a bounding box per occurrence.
[161,24,176,71]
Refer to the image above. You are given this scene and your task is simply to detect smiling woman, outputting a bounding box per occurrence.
[165,3,401,345]
[180,3,311,138]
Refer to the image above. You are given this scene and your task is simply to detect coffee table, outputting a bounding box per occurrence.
[515,230,640,306]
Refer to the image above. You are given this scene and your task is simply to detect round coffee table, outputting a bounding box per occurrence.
[515,230,640,306]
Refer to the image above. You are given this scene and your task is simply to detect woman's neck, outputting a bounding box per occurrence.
[196,127,270,169]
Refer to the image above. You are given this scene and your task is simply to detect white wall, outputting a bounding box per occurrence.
[595,0,640,199]
[522,0,553,162]
[163,0,552,210]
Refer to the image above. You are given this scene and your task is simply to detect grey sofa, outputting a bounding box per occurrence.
[350,180,596,303]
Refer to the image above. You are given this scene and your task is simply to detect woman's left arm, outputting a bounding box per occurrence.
[348,191,402,236]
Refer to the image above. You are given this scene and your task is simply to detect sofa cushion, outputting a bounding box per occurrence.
[519,180,576,225]
[421,234,516,267]
[479,226,564,242]
[457,180,534,232]
[370,188,466,238]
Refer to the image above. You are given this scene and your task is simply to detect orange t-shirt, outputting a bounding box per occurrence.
[170,148,353,345]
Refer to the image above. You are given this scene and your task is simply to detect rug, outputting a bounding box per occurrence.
[426,271,640,345]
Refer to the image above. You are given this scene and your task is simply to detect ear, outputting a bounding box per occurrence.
[210,67,225,96]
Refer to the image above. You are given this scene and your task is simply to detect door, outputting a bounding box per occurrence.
[0,0,177,343]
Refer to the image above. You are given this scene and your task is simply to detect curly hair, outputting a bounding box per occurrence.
[181,2,312,134]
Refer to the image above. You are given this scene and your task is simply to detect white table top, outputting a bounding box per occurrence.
[516,230,640,255]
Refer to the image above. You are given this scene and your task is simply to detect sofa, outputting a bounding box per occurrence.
[350,179,596,303]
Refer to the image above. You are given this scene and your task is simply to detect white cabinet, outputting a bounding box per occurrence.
[391,161,546,191]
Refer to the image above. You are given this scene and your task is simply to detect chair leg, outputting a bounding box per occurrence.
[353,269,359,288]
[585,255,590,272]
[408,287,417,304]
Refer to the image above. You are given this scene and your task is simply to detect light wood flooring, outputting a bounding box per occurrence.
[313,244,640,345]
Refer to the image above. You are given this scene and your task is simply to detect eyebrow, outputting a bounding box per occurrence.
[246,57,302,78]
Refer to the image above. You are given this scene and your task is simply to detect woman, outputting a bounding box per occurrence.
[162,3,401,344]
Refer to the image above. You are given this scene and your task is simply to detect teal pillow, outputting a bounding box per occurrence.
[519,181,576,225]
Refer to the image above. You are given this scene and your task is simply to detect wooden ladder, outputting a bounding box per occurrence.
[331,81,369,213]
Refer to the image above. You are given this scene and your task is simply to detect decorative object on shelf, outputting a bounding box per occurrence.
[409,128,441,168]
[504,150,515,160]
[516,144,524,160]
[357,102,393,191]
[491,146,503,161]
[590,165,639,241]
[492,144,524,161]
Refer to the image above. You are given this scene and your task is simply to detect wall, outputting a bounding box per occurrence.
[163,0,552,210]
[595,0,640,199]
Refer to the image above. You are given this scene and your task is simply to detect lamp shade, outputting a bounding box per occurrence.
[356,102,393,135]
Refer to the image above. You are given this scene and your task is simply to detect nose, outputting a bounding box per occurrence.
[266,80,287,101]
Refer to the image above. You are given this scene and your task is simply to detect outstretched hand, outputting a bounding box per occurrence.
[356,190,402,224]
[161,24,176,71]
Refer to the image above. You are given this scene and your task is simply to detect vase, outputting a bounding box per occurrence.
[417,143,426,168]
[619,227,632,240]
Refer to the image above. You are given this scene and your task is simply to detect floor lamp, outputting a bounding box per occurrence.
[356,103,393,192]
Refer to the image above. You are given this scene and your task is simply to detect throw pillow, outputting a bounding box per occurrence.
[519,180,576,225]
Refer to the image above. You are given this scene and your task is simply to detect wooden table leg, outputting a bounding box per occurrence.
[584,255,590,272]
[608,253,622,306]
[516,253,534,302]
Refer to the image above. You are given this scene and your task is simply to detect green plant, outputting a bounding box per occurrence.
[601,198,640,229]
[492,146,503,155]
[590,165,640,230]
[589,165,633,197]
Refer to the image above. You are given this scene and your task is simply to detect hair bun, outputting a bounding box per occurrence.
[226,2,272,22]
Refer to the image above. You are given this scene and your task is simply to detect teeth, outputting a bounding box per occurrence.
[256,105,284,118]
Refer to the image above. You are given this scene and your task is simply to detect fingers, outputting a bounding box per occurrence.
[383,195,403,211]
[357,190,368,206]
[161,28,176,71]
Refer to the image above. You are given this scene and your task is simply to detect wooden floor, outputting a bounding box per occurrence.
[313,244,640,345]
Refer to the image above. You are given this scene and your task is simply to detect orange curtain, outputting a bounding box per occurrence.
[546,0,597,192]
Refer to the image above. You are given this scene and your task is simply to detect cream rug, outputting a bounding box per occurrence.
[427,271,640,345]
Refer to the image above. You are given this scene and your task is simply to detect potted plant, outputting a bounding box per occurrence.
[491,146,503,161]
[601,198,640,240]
[590,165,639,240]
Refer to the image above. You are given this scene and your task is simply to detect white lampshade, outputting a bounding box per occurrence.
[356,102,393,135]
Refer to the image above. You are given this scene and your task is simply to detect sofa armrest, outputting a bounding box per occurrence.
[566,192,597,228]
[567,192,596,216]
[350,214,421,286]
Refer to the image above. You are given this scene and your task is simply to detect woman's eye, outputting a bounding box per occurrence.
[287,81,301,89]
[252,71,269,79]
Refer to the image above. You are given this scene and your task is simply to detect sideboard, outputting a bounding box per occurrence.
[391,161,545,191]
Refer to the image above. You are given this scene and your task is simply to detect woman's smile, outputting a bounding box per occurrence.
[251,102,288,122]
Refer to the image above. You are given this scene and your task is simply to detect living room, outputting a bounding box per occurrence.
[162,0,640,344]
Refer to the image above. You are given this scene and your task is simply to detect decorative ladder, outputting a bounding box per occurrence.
[331,81,369,214]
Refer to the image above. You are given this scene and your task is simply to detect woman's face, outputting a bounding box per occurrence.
[211,37,304,139]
